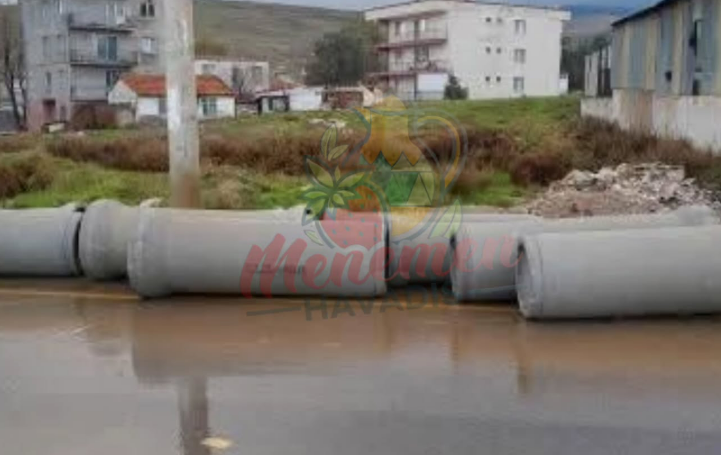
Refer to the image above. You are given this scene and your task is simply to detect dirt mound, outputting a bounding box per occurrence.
[528,163,721,218]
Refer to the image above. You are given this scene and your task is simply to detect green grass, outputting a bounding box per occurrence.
[4,158,169,208]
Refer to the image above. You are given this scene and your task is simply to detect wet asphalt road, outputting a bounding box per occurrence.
[1,279,721,455]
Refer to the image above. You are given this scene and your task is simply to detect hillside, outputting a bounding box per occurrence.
[194,0,358,74]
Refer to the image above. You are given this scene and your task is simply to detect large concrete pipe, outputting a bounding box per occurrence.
[0,204,82,276]
[452,206,720,302]
[128,208,388,299]
[388,213,538,287]
[517,225,721,320]
[80,200,139,281]
[80,201,311,281]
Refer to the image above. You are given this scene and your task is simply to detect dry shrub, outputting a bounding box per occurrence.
[510,150,571,186]
[454,164,495,196]
[0,134,40,154]
[71,104,118,130]
[47,134,168,172]
[0,152,54,199]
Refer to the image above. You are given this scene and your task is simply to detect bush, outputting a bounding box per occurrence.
[47,134,168,172]
[510,150,571,186]
[70,104,118,130]
[444,75,468,100]
[0,152,55,199]
[0,134,40,154]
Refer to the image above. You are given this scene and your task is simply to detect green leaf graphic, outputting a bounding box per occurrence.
[321,125,337,158]
[306,198,326,218]
[307,159,334,189]
[431,199,462,239]
[338,171,369,189]
[337,190,357,200]
[334,167,341,182]
[305,230,325,246]
[329,145,348,161]
[331,193,346,207]
[304,189,328,201]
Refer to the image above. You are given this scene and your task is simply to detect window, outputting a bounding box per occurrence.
[42,36,51,60]
[513,77,525,93]
[690,19,702,58]
[394,21,402,36]
[496,17,503,24]
[416,46,429,62]
[496,47,502,54]
[141,37,157,54]
[514,19,527,35]
[45,72,52,95]
[201,97,218,117]
[201,63,216,75]
[514,48,526,63]
[159,97,167,115]
[140,0,155,18]
[485,17,492,23]
[97,36,118,61]
[251,66,264,82]
[496,76,502,83]
[486,46,492,54]
[106,70,120,90]
[485,76,491,83]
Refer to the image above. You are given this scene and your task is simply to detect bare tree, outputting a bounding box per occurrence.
[0,6,26,130]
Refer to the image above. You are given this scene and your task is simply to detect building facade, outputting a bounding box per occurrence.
[21,0,165,131]
[108,74,236,123]
[582,0,721,152]
[365,0,570,100]
[195,58,271,99]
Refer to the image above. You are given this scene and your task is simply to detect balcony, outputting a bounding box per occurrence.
[67,12,135,33]
[71,85,111,102]
[70,49,136,68]
[371,59,449,78]
[376,29,447,51]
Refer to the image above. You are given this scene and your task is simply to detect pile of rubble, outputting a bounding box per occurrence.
[527,163,721,218]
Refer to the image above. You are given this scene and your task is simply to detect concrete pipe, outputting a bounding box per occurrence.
[79,200,140,281]
[80,201,313,281]
[452,206,720,302]
[388,213,538,287]
[0,204,82,276]
[517,225,721,320]
[128,208,388,299]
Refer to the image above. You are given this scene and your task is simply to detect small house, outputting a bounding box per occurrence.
[109,74,236,124]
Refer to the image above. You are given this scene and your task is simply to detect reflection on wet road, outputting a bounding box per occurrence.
[1,280,721,454]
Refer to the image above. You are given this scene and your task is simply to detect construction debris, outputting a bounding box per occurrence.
[527,163,721,218]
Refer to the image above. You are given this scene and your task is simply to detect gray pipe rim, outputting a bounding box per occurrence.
[516,235,544,319]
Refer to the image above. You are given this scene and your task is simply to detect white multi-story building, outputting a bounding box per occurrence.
[365,0,571,100]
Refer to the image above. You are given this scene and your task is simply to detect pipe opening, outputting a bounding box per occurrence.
[516,241,539,317]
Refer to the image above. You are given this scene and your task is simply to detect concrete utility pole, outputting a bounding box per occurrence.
[164,0,201,208]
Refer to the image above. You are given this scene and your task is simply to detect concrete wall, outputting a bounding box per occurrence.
[582,89,721,151]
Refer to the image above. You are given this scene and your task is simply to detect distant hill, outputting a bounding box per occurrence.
[195,0,358,75]
[563,4,632,40]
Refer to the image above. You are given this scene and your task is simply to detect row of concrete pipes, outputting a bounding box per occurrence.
[1,201,720,320]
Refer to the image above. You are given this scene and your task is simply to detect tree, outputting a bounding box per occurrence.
[444,75,468,100]
[0,5,26,130]
[561,34,610,93]
[305,21,379,87]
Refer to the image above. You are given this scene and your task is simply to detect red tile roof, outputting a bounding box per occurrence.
[120,74,234,97]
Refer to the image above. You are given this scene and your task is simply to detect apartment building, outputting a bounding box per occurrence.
[365,0,570,100]
[21,0,165,130]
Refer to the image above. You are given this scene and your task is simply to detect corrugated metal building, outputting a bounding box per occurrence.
[582,0,721,151]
